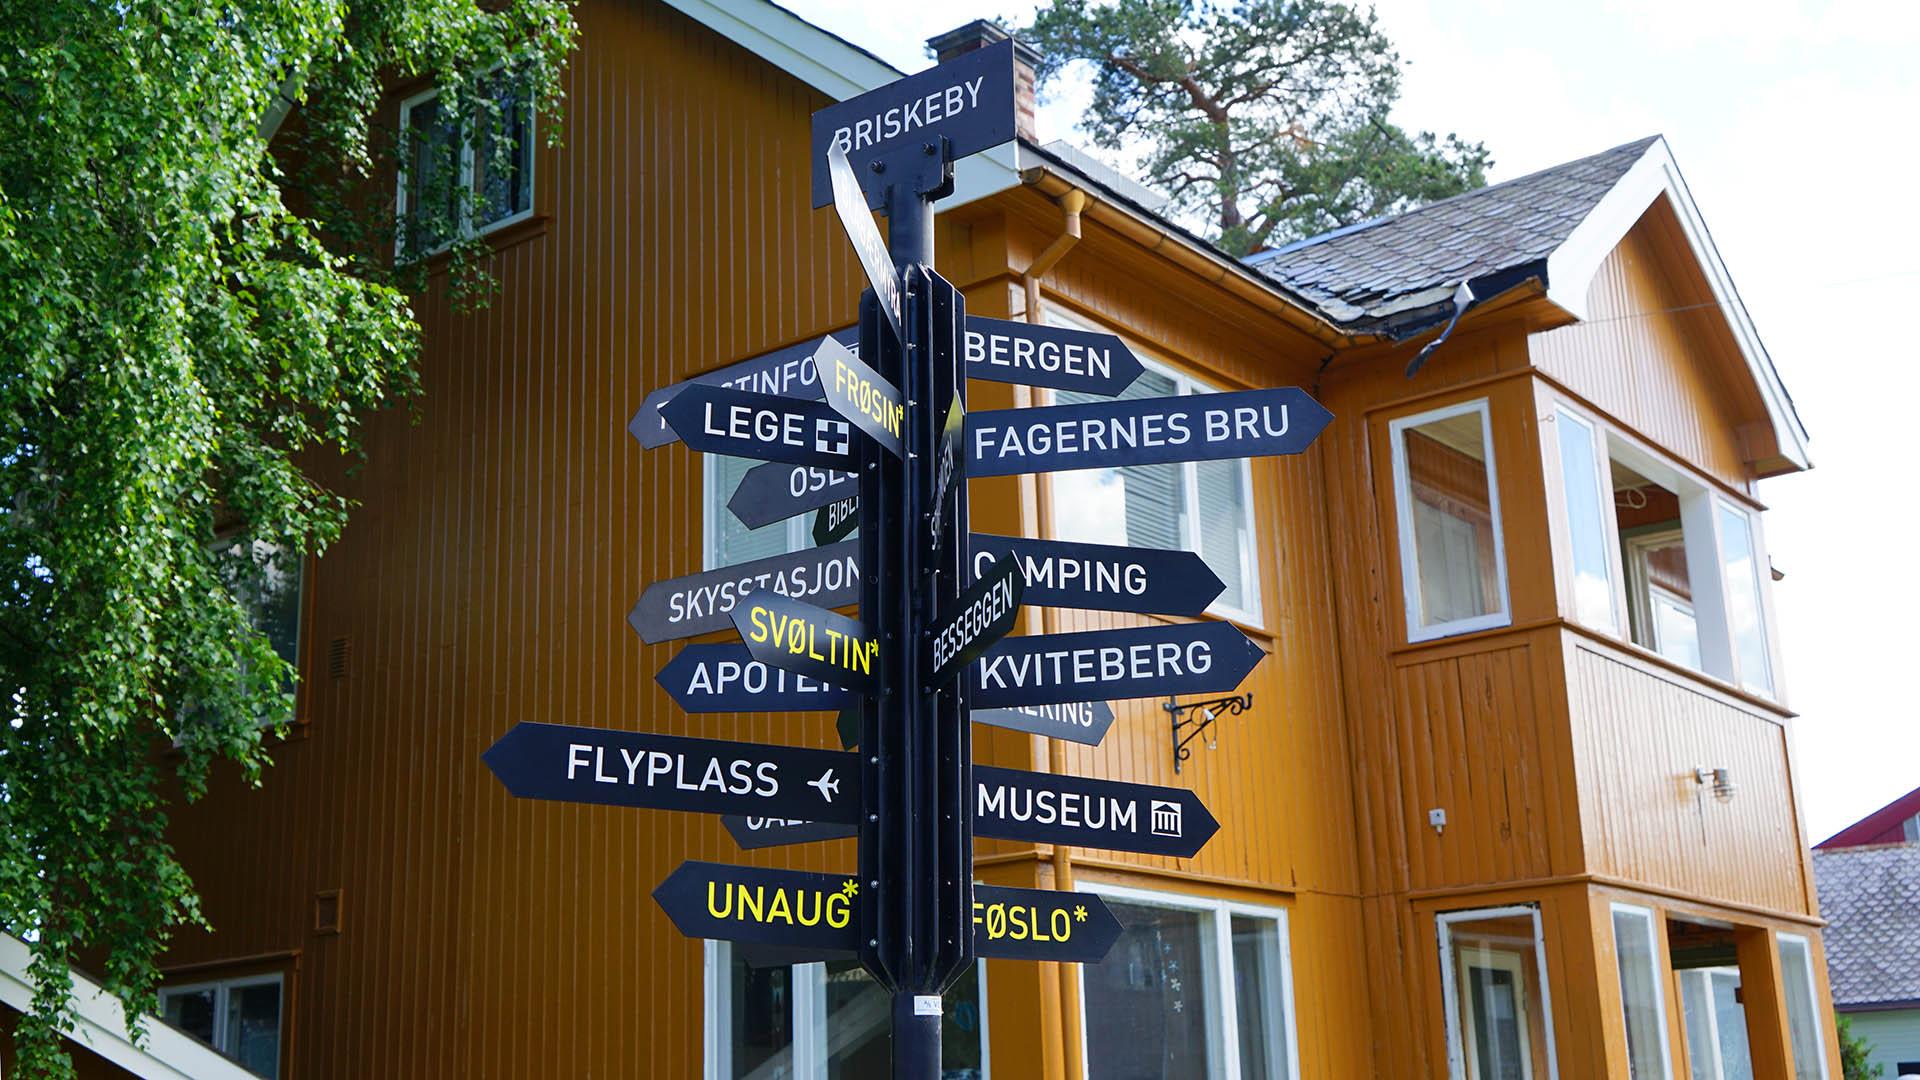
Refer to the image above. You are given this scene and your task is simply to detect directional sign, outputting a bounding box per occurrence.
[628,329,855,449]
[973,764,1220,858]
[971,620,1265,708]
[656,860,1124,964]
[811,494,859,546]
[731,592,881,695]
[827,143,902,339]
[971,700,1116,747]
[810,38,1016,210]
[629,540,859,644]
[483,722,858,822]
[965,387,1333,477]
[925,556,1023,689]
[964,317,1145,397]
[928,391,964,553]
[818,335,904,458]
[970,535,1225,616]
[730,463,856,530]
[722,815,858,851]
[661,385,856,471]
[656,644,856,713]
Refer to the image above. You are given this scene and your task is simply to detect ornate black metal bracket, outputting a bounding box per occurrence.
[1165,692,1252,773]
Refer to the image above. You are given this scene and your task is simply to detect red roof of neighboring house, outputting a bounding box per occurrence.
[1818,785,1920,850]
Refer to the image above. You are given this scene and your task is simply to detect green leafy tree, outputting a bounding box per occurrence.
[1838,1013,1885,1080]
[1021,0,1491,254]
[0,0,574,1073]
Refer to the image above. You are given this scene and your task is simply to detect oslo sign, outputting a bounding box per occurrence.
[730,462,856,529]
[971,700,1116,747]
[965,386,1333,477]
[809,38,1016,210]
[970,535,1225,617]
[925,556,1024,689]
[628,539,859,644]
[731,592,882,695]
[483,722,857,823]
[657,643,856,713]
[964,316,1144,397]
[970,620,1265,708]
[974,765,1220,859]
[654,860,1124,964]
[628,329,854,449]
[662,385,855,471]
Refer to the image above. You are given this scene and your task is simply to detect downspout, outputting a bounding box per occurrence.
[1022,185,1088,1080]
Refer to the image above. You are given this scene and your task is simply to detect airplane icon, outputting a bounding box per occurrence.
[808,769,841,803]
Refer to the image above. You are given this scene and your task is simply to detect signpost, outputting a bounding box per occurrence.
[492,39,1341,1080]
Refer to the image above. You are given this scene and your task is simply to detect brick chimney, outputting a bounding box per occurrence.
[926,20,1042,144]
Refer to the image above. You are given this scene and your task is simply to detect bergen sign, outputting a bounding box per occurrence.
[964,317,1143,397]
[809,38,1016,210]
[965,386,1333,477]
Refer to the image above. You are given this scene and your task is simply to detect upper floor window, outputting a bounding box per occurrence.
[159,973,284,1077]
[397,71,535,259]
[1550,406,1777,697]
[1389,399,1510,641]
[1078,885,1298,1079]
[1049,335,1262,625]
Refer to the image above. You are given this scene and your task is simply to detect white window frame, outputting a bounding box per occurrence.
[1074,881,1302,1080]
[1040,310,1265,627]
[1389,399,1512,642]
[703,940,990,1080]
[1711,497,1776,697]
[394,72,538,259]
[1775,933,1831,1080]
[1437,904,1560,1080]
[702,459,814,572]
[157,972,285,1066]
[1549,406,1623,633]
[1609,903,1675,1080]
[1679,966,1745,1080]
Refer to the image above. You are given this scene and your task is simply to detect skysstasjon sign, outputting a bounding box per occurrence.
[628,540,859,644]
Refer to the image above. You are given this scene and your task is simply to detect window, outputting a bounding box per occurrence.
[1078,886,1298,1080]
[705,944,986,1079]
[1611,905,1673,1079]
[1678,968,1753,1080]
[1716,502,1773,696]
[1554,408,1619,632]
[210,535,304,696]
[158,974,283,1078]
[1776,934,1829,1080]
[1438,905,1558,1080]
[396,71,535,258]
[1051,357,1262,624]
[1390,400,1510,641]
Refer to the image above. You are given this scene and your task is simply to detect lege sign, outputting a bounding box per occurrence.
[661,384,855,471]
[731,592,882,695]
[965,386,1333,477]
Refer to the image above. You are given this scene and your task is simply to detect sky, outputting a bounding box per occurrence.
[780,0,1920,842]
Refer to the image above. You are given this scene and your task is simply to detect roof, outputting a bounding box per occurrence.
[1820,785,1920,850]
[1244,137,1658,330]
[1815,844,1920,1009]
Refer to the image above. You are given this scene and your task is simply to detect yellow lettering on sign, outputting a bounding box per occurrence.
[705,879,860,931]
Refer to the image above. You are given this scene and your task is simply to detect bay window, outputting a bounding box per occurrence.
[1390,399,1510,641]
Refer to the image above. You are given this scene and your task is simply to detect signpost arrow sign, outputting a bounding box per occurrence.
[483,722,859,823]
[969,535,1226,617]
[661,385,857,471]
[730,462,856,530]
[730,592,882,695]
[656,644,856,713]
[965,387,1334,477]
[972,765,1221,858]
[629,329,854,449]
[811,494,860,546]
[818,335,904,458]
[964,316,1145,397]
[629,540,860,644]
[655,860,1126,964]
[925,556,1024,690]
[827,143,902,340]
[971,620,1265,708]
[970,700,1116,747]
[722,815,858,851]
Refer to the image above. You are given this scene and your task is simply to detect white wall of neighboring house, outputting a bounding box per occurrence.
[1848,1008,1920,1079]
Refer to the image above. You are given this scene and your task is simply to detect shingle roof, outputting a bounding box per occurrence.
[1814,844,1920,1008]
[1243,136,1661,334]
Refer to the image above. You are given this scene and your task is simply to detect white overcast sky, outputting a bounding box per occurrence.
[780,0,1920,842]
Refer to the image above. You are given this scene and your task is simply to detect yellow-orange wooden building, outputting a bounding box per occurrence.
[140,2,1839,1077]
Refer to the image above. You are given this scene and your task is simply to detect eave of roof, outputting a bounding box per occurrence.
[1820,784,1920,849]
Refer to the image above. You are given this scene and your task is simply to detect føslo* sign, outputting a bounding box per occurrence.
[965,386,1333,477]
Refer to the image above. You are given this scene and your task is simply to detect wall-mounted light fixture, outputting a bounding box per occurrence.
[1165,692,1252,773]
[1694,766,1738,801]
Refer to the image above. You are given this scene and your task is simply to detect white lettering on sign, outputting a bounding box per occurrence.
[827,144,901,335]
[787,467,854,499]
[664,552,859,626]
[982,701,1100,729]
[976,782,1139,833]
[720,354,820,397]
[686,659,836,697]
[965,329,1113,382]
[970,402,1292,464]
[829,76,988,154]
[562,742,780,796]
[977,640,1214,690]
[974,549,1148,598]
[929,572,1019,675]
